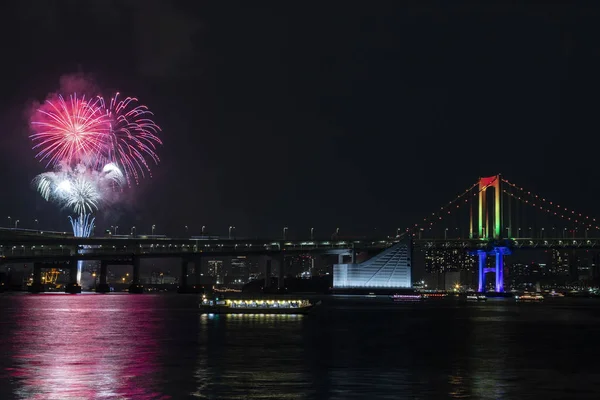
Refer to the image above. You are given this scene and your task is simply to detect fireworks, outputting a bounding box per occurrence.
[30,94,108,168]
[101,93,162,184]
[33,162,124,215]
[29,79,162,288]
[30,92,162,184]
[69,214,95,238]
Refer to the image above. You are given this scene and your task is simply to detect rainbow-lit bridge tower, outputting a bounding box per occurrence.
[470,175,511,293]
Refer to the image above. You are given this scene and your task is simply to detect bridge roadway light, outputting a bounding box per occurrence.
[310,227,314,240]
[152,224,156,235]
[283,227,288,240]
[15,220,19,229]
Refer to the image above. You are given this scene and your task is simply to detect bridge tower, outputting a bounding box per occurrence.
[472,175,502,240]
[471,175,509,292]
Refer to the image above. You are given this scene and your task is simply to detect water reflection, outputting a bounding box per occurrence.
[194,312,310,399]
[4,295,169,400]
[2,295,600,399]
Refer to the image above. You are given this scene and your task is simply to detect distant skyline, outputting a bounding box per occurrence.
[1,3,600,237]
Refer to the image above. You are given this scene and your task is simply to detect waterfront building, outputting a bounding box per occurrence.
[333,239,411,289]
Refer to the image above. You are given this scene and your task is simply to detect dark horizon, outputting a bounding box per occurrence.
[1,3,600,238]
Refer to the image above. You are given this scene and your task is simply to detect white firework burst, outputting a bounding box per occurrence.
[33,162,124,215]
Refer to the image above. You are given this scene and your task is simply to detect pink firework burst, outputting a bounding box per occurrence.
[100,93,162,184]
[30,94,109,167]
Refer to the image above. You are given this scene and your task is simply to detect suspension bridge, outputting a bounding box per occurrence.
[405,174,600,293]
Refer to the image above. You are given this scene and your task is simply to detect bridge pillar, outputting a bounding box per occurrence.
[194,258,201,285]
[28,262,44,293]
[277,254,285,291]
[178,258,195,293]
[477,251,487,293]
[65,261,82,294]
[493,247,510,293]
[495,251,504,293]
[264,259,272,290]
[129,256,144,294]
[338,253,345,264]
[97,260,110,293]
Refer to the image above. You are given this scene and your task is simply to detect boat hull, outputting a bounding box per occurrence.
[466,296,487,302]
[515,298,544,303]
[199,305,316,315]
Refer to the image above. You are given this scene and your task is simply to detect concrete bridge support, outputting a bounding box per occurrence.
[336,251,356,265]
[477,251,486,293]
[96,260,110,293]
[476,247,510,293]
[495,249,504,293]
[129,256,144,294]
[65,262,82,294]
[178,257,203,293]
[177,258,192,293]
[264,259,272,289]
[276,254,285,291]
[194,258,201,285]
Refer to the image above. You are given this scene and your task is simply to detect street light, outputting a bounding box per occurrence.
[131,226,136,236]
[397,228,401,237]
[202,225,206,235]
[310,227,314,240]
[152,224,156,235]
[229,226,235,239]
[283,227,288,240]
[34,219,39,231]
[7,216,11,228]
[114,226,119,235]
[15,220,19,229]
[185,225,189,236]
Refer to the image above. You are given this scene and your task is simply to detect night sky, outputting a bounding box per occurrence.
[0,2,599,239]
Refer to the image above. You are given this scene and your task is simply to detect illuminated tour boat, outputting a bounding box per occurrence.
[389,293,425,302]
[466,293,487,302]
[199,296,320,314]
[515,292,544,303]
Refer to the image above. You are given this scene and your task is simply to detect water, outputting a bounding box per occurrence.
[1,294,600,399]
